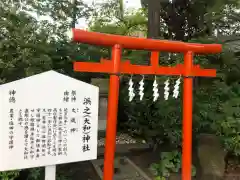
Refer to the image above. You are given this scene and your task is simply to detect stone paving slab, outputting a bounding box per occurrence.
[91,156,152,180]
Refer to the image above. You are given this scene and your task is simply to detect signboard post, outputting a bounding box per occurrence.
[0,70,99,179]
[45,165,56,180]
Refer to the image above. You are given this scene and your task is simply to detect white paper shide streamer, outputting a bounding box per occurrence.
[152,77,159,102]
[173,77,181,98]
[138,76,144,101]
[128,76,135,102]
[164,78,170,100]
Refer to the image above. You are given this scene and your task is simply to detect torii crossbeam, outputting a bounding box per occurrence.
[71,29,222,180]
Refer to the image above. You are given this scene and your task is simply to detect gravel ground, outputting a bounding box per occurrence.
[98,133,145,147]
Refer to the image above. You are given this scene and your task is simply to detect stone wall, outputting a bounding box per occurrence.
[91,78,109,132]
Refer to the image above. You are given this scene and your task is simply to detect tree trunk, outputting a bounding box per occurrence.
[146,0,161,66]
[147,1,161,39]
[147,2,161,150]
[71,0,77,28]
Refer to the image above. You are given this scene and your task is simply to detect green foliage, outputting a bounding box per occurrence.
[194,80,240,155]
[192,47,240,155]
[89,0,147,36]
[0,0,96,83]
[150,150,196,179]
[0,171,20,180]
[27,168,42,180]
[0,9,53,83]
[26,167,70,180]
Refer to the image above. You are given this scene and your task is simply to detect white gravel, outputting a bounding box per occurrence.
[97,133,140,147]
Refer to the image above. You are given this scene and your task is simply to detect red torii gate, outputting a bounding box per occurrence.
[71,29,222,180]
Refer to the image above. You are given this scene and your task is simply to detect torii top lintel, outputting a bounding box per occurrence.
[72,29,222,54]
[72,28,222,77]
